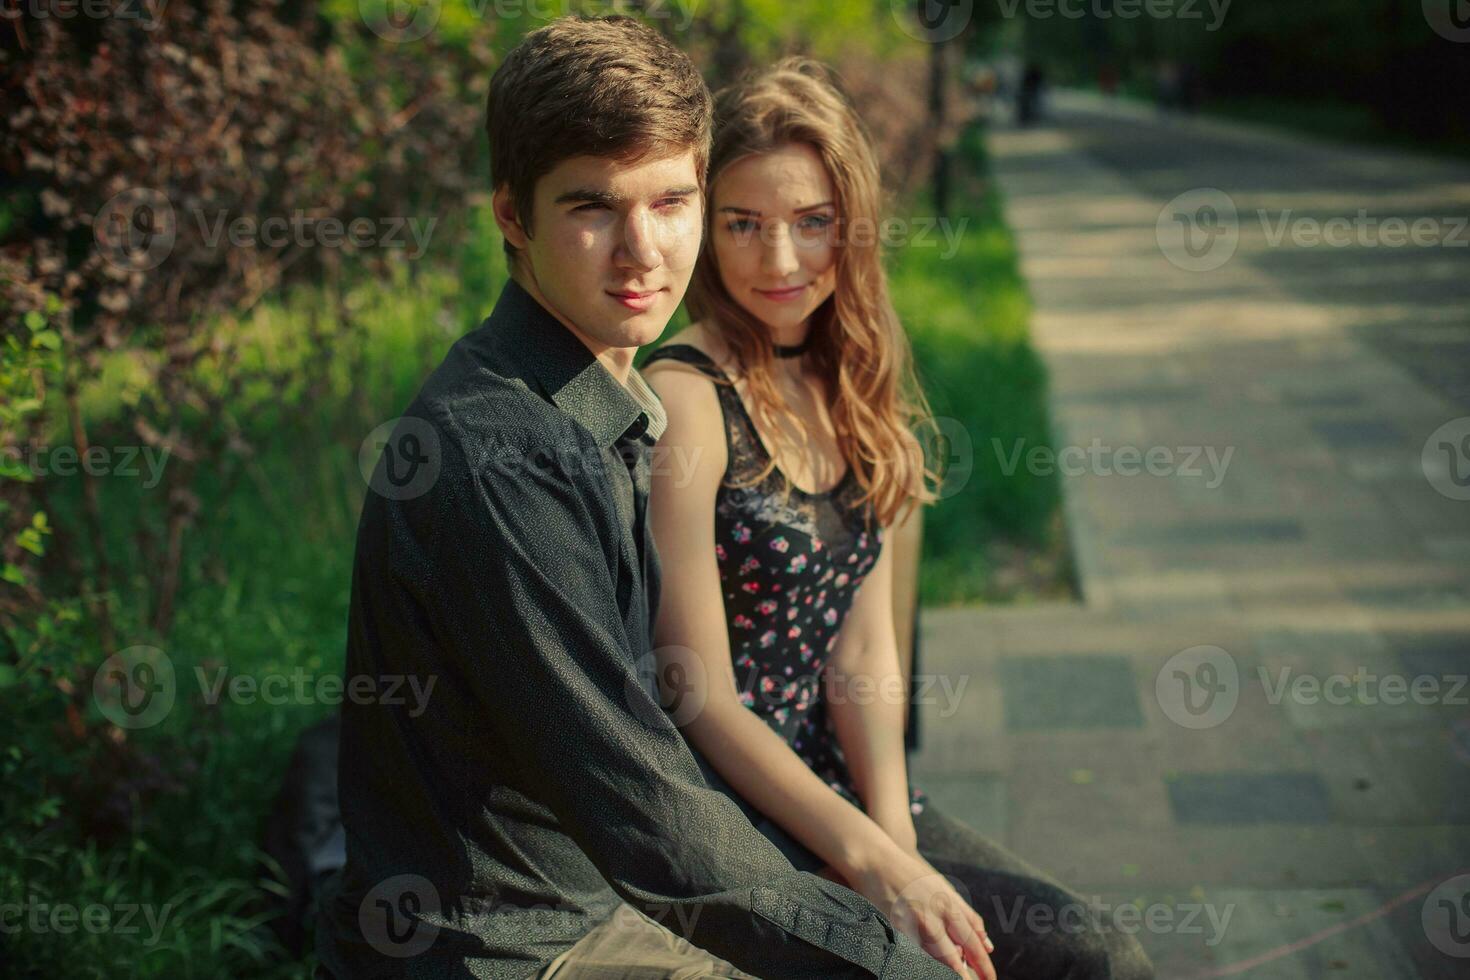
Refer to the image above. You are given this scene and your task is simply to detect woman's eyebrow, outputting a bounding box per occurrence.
[717,201,835,216]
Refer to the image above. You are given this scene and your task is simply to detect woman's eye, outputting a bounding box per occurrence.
[726,219,757,233]
[798,214,833,230]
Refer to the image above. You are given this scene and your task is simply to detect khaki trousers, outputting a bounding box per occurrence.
[538,903,761,979]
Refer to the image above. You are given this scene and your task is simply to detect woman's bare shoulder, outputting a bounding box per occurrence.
[643,324,721,408]
[646,321,734,374]
[642,326,729,468]
[652,323,720,362]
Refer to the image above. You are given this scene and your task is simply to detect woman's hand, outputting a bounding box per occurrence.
[843,846,997,980]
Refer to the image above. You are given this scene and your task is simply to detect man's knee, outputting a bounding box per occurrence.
[1063,926,1154,980]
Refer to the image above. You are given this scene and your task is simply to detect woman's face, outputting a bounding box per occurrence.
[710,142,838,335]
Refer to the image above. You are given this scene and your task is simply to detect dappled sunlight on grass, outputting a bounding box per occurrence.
[891,125,1072,605]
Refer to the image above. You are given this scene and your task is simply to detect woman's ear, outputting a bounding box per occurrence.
[491,185,530,251]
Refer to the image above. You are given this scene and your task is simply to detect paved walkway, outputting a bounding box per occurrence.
[911,91,1470,978]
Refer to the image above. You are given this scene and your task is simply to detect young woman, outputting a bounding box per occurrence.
[641,59,1154,980]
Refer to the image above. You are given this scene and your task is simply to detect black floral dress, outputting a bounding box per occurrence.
[642,344,927,868]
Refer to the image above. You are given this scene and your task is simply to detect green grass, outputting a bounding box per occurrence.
[7,126,1068,976]
[6,210,506,979]
[892,124,1072,605]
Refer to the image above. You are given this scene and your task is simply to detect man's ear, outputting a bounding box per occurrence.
[491,185,531,250]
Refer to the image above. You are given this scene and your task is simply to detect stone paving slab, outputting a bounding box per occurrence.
[911,91,1470,975]
[1119,885,1422,979]
[1165,772,1335,826]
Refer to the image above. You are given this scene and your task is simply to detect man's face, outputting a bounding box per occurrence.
[494,149,704,357]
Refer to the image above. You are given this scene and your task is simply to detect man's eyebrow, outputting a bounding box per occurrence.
[554,188,622,207]
[554,186,701,206]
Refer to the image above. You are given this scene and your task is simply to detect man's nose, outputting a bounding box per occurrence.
[617,211,661,270]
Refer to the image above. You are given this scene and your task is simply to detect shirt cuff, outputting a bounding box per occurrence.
[880,928,963,979]
[748,887,960,979]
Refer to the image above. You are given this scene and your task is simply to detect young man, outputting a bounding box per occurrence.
[315,16,961,979]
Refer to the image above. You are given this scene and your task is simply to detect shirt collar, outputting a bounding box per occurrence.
[489,278,667,449]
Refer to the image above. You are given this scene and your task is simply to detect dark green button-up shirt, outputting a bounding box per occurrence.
[315,279,957,980]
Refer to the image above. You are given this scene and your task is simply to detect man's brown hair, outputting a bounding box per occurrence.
[485,16,713,263]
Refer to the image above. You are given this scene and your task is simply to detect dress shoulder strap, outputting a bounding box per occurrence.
[641,343,772,476]
[641,343,731,383]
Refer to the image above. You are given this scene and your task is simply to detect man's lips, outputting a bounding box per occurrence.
[606,288,664,311]
[753,283,809,302]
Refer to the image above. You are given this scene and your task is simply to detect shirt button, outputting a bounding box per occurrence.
[623,412,649,442]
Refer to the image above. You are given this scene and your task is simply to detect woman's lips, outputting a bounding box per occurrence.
[754,283,808,303]
[607,288,662,312]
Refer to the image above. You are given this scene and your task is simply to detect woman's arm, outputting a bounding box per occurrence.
[644,360,994,978]
[823,532,920,853]
[643,361,903,883]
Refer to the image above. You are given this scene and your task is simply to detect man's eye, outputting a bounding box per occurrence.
[572,203,606,213]
[656,197,688,210]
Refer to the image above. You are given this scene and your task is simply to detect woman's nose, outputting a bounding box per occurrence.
[761,226,801,277]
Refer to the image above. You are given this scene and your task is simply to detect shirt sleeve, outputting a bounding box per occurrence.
[412,425,958,980]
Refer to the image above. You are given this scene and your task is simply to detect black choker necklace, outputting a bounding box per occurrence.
[772,334,813,359]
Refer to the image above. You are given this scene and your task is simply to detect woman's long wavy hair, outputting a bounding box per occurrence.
[686,57,942,529]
